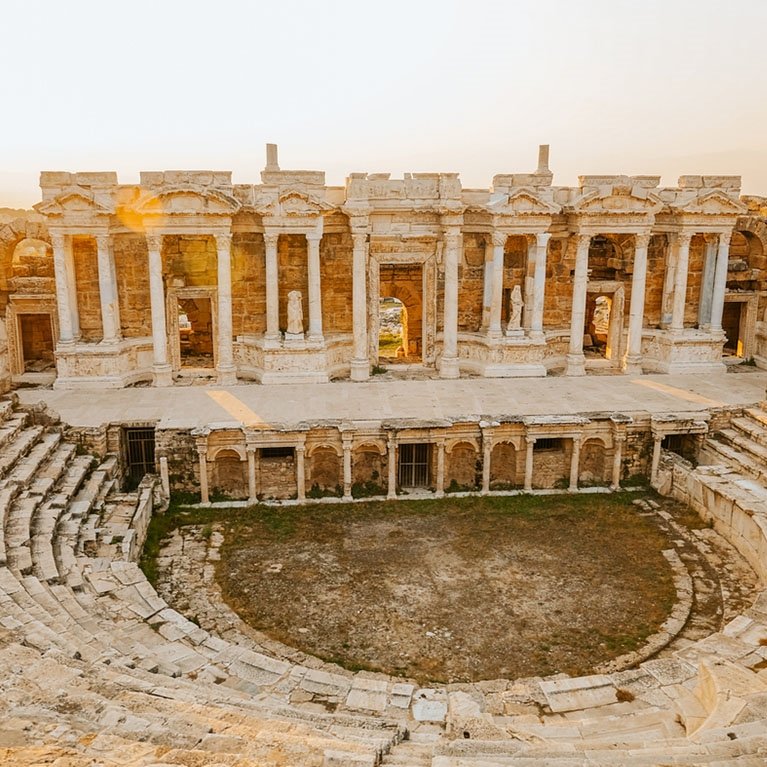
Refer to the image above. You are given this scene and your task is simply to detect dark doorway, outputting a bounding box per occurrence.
[398,443,430,488]
[19,314,54,372]
[722,302,743,356]
[123,427,156,490]
[178,298,214,368]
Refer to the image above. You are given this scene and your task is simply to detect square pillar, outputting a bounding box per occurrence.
[197,446,209,504]
[51,233,76,345]
[215,233,236,385]
[95,233,121,344]
[387,434,397,500]
[350,232,369,381]
[623,232,651,373]
[296,440,306,502]
[264,232,280,343]
[670,232,693,332]
[566,234,591,376]
[709,231,732,333]
[342,434,353,500]
[651,434,663,486]
[435,440,445,497]
[611,435,625,491]
[530,232,551,339]
[439,227,461,378]
[306,232,324,343]
[146,234,172,386]
[524,436,536,492]
[481,238,494,330]
[569,436,582,492]
[246,446,257,504]
[487,232,506,338]
[481,434,492,495]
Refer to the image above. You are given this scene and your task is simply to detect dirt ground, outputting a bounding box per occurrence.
[215,494,678,683]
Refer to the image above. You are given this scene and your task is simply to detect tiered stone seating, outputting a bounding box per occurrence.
[1,394,767,765]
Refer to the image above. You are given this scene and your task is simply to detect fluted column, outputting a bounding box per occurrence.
[611,435,625,491]
[569,436,582,492]
[670,232,693,332]
[264,232,280,343]
[709,231,732,333]
[440,227,461,378]
[435,440,445,497]
[51,233,76,345]
[197,447,209,504]
[96,233,121,344]
[623,232,651,373]
[487,232,506,338]
[306,232,323,342]
[215,233,236,385]
[246,446,257,504]
[350,232,369,380]
[147,234,172,386]
[387,434,397,500]
[530,232,551,339]
[342,434,353,500]
[566,234,591,376]
[524,436,536,492]
[296,440,306,502]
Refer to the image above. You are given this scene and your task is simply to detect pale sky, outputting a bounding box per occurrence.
[2,0,766,208]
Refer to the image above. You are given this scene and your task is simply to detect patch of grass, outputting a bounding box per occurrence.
[371,364,387,376]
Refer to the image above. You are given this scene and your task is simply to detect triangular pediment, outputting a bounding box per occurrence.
[136,186,240,215]
[35,188,114,215]
[256,189,334,217]
[671,190,747,216]
[487,187,559,216]
[570,187,664,216]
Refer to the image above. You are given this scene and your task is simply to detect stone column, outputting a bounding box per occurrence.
[147,234,172,386]
[342,434,353,500]
[524,436,536,492]
[159,455,170,497]
[197,447,209,504]
[651,434,664,486]
[350,233,369,381]
[296,440,306,502]
[246,446,257,504]
[387,434,397,500]
[523,236,534,332]
[64,235,81,340]
[264,232,280,343]
[435,440,445,497]
[569,436,582,492]
[487,232,506,338]
[611,435,625,491]
[215,233,237,385]
[51,233,76,344]
[481,238,494,330]
[623,233,651,373]
[698,236,718,329]
[566,235,591,376]
[670,232,693,332]
[660,237,678,328]
[95,233,121,343]
[440,228,461,378]
[530,232,551,339]
[709,231,732,333]
[306,232,324,342]
[481,435,492,495]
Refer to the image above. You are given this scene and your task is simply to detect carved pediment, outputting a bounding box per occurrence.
[569,187,664,216]
[135,186,240,216]
[671,190,748,216]
[256,189,334,217]
[487,187,559,216]
[35,188,114,215]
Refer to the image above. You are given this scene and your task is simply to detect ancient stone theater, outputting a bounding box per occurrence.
[1,145,767,764]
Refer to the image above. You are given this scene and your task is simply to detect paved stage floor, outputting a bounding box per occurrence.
[16,370,767,430]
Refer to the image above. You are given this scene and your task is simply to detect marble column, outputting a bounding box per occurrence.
[660,237,678,328]
[487,232,506,338]
[611,436,625,491]
[524,436,536,492]
[197,447,209,504]
[670,232,693,333]
[481,435,492,495]
[246,446,257,504]
[440,228,461,378]
[296,441,306,502]
[64,235,81,340]
[481,238,494,330]
[698,236,718,329]
[569,436,582,491]
[51,233,76,344]
[264,232,280,342]
[651,434,664,486]
[709,231,732,333]
[623,233,651,373]
[159,455,170,497]
[147,234,172,386]
[306,232,323,342]
[387,434,397,500]
[215,233,236,385]
[566,235,591,376]
[342,435,353,500]
[350,232,369,381]
[435,440,445,497]
[523,237,535,332]
[95,233,121,344]
[530,232,551,339]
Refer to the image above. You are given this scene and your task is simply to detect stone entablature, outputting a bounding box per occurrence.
[9,144,765,388]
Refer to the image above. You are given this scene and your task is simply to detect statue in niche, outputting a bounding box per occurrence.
[286,290,304,336]
[507,284,524,333]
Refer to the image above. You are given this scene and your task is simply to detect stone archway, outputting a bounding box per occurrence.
[212,448,247,499]
[579,438,609,486]
[490,441,518,489]
[308,446,341,496]
[446,441,479,491]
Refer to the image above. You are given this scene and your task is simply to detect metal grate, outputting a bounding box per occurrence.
[398,443,430,488]
[124,427,156,490]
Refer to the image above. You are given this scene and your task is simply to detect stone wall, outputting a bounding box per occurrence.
[278,234,309,333]
[114,234,152,338]
[320,231,353,334]
[162,235,217,287]
[259,453,297,500]
[231,232,266,337]
[532,442,569,489]
[72,236,102,341]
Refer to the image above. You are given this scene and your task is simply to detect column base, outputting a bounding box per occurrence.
[439,355,460,379]
[387,490,397,500]
[568,484,579,493]
[622,354,643,375]
[152,364,173,387]
[565,353,586,376]
[350,358,370,381]
[217,365,237,386]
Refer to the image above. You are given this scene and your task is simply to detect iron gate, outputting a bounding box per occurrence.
[398,443,430,488]
[124,427,156,490]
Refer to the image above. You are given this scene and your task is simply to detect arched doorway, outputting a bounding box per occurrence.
[378,265,423,363]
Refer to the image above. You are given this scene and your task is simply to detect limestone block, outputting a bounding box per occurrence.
[412,688,448,722]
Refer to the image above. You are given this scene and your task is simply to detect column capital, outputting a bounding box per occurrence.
[214,232,232,249]
[196,446,208,459]
[575,233,592,250]
[634,232,652,250]
[613,433,627,445]
[535,231,552,248]
[676,231,693,248]
[95,233,111,250]
[305,231,322,244]
[491,231,507,248]
[295,435,307,451]
[263,231,279,248]
[652,432,664,444]
[146,233,163,252]
[341,433,354,449]
[718,230,732,248]
[351,232,368,248]
[525,435,537,446]
[245,444,257,454]
[50,232,66,250]
[387,432,397,447]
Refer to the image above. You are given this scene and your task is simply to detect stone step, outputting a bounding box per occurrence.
[700,438,767,482]
[0,425,44,480]
[717,427,767,467]
[0,413,28,451]
[6,431,61,487]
